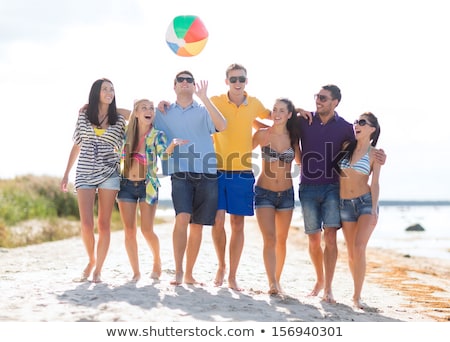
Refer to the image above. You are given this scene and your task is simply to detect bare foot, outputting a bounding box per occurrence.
[308,282,324,297]
[353,298,366,310]
[268,286,279,295]
[214,267,226,287]
[228,278,243,292]
[92,271,102,283]
[131,273,141,283]
[184,275,205,286]
[72,273,90,283]
[322,291,336,304]
[151,263,161,280]
[170,271,183,286]
[73,262,95,282]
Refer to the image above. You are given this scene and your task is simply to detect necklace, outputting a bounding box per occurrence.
[97,114,108,129]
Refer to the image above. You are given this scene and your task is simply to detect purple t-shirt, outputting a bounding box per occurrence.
[298,112,354,185]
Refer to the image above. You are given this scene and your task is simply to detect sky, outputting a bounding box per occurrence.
[1,0,449,201]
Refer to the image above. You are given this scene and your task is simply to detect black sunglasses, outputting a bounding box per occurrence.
[314,94,332,102]
[176,76,194,83]
[229,76,247,83]
[354,119,373,127]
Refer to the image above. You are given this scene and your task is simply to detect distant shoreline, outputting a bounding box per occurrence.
[156,199,450,210]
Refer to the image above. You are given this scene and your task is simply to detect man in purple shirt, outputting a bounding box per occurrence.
[298,84,355,303]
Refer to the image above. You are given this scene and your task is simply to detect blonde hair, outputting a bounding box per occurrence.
[122,99,151,175]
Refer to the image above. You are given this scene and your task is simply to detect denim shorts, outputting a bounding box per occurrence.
[171,172,218,225]
[217,170,255,216]
[298,183,341,234]
[76,170,120,191]
[339,192,378,222]
[254,186,294,211]
[116,178,154,203]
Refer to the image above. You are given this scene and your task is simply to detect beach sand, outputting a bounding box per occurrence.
[1,214,449,322]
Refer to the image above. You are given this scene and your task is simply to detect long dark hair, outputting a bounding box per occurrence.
[342,112,381,163]
[86,78,118,126]
[276,98,300,149]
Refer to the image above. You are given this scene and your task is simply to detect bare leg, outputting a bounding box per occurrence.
[184,223,204,284]
[322,227,338,303]
[274,209,293,285]
[352,214,377,308]
[307,231,324,296]
[170,213,190,285]
[212,210,226,286]
[139,202,161,280]
[91,189,116,283]
[118,201,140,282]
[256,207,280,294]
[228,214,245,291]
[74,189,96,282]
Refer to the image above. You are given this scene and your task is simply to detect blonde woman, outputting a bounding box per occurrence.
[338,112,382,309]
[117,99,186,282]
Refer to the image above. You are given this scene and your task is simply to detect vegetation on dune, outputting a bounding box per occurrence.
[0,175,126,248]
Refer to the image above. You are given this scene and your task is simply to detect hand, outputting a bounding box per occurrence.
[166,138,189,155]
[194,80,208,101]
[374,148,387,165]
[296,108,312,125]
[60,177,69,192]
[158,100,170,114]
[79,103,88,115]
[172,138,189,146]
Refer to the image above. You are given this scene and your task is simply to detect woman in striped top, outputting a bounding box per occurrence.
[61,78,126,283]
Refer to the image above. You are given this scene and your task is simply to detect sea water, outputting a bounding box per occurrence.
[157,201,450,261]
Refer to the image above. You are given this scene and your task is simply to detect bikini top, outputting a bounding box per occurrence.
[261,145,295,164]
[131,152,147,166]
[339,147,371,175]
[129,131,150,166]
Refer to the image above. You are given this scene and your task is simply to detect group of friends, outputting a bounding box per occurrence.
[60,63,386,310]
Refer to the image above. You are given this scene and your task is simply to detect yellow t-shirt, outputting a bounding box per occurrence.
[211,92,270,171]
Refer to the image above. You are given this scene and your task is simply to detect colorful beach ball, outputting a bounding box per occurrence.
[165,15,209,57]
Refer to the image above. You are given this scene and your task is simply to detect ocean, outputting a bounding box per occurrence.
[156,200,450,261]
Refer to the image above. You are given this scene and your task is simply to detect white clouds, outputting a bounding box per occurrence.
[1,0,449,200]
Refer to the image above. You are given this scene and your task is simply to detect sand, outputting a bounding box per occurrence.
[1,213,449,323]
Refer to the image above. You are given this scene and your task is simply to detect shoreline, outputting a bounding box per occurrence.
[1,216,449,322]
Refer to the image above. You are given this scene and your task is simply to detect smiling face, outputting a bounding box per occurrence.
[354,114,376,140]
[271,99,292,126]
[135,100,155,126]
[314,89,337,116]
[226,69,247,96]
[174,72,195,96]
[99,81,115,105]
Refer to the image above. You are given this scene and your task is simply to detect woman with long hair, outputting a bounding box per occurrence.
[61,78,126,283]
[252,98,301,295]
[338,112,382,309]
[117,99,183,282]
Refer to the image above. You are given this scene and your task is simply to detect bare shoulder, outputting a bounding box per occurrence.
[253,127,269,145]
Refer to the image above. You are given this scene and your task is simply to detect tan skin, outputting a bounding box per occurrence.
[340,114,381,309]
[117,78,223,286]
[118,100,182,283]
[297,90,387,304]
[160,75,226,286]
[252,100,301,295]
[61,81,117,283]
[158,72,250,289]
[211,69,266,291]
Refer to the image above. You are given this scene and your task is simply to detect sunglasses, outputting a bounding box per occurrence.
[314,94,332,102]
[354,119,373,127]
[229,76,247,83]
[176,76,194,83]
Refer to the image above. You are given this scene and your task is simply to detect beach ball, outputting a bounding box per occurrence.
[165,15,208,57]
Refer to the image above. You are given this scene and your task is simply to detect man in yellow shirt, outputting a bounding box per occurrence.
[211,63,270,290]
